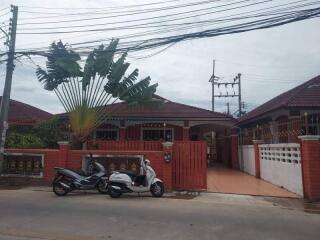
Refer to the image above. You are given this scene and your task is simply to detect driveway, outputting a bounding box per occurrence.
[0,187,319,240]
[207,167,300,198]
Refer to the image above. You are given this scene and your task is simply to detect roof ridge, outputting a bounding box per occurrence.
[286,75,320,105]
[170,100,231,118]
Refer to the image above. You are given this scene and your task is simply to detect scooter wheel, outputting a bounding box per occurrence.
[109,189,122,198]
[53,181,69,196]
[151,182,164,197]
[97,180,108,194]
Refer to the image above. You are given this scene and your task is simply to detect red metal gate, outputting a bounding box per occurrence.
[172,141,207,190]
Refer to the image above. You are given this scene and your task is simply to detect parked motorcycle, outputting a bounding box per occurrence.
[52,154,108,196]
[108,159,164,198]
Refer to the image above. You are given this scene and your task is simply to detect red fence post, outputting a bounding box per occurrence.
[230,133,239,169]
[299,135,320,200]
[162,142,173,191]
[58,141,70,168]
[252,140,263,179]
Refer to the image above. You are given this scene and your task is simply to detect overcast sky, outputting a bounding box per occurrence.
[0,0,320,115]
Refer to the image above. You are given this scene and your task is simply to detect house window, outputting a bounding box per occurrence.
[96,129,118,141]
[142,128,173,141]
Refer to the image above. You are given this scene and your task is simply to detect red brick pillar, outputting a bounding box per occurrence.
[252,140,263,178]
[230,134,239,169]
[119,127,126,141]
[58,141,70,168]
[162,142,174,191]
[182,127,190,141]
[299,135,320,200]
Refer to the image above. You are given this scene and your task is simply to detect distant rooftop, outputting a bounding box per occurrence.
[238,75,320,124]
[0,97,52,125]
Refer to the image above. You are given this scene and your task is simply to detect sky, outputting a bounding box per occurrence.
[0,0,320,115]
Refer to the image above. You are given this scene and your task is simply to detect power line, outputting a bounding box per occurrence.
[10,6,320,58]
[17,0,217,17]
[13,0,319,52]
[0,11,10,18]
[21,0,304,35]
[19,0,180,10]
[16,0,249,27]
[16,0,223,22]
[17,0,271,33]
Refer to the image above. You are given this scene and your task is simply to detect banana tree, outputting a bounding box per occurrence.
[36,39,161,142]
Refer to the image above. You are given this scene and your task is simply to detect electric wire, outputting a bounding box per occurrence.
[17,0,248,26]
[16,0,223,21]
[17,0,272,33]
[14,0,319,51]
[19,0,180,10]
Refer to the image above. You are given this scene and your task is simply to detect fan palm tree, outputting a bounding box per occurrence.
[36,39,161,142]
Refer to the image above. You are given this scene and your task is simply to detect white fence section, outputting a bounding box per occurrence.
[241,145,255,176]
[259,143,303,195]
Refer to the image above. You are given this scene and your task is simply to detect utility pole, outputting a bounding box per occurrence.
[0,5,18,173]
[209,60,218,111]
[236,73,242,117]
[226,102,230,115]
[212,72,242,117]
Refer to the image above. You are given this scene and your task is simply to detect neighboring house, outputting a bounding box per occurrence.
[237,75,320,144]
[0,97,52,127]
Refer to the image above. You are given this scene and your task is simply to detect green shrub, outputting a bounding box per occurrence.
[5,132,45,149]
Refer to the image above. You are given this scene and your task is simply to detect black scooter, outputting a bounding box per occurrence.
[52,155,108,196]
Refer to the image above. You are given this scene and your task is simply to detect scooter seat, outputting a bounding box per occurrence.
[118,170,137,181]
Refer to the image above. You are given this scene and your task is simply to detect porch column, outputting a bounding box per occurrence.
[252,140,264,178]
[119,120,126,141]
[58,141,70,168]
[269,121,279,143]
[230,133,239,169]
[299,135,320,200]
[182,127,190,141]
[119,127,126,141]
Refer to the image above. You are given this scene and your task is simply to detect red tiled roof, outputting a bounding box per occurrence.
[238,75,320,124]
[58,95,234,121]
[100,101,233,120]
[0,97,52,125]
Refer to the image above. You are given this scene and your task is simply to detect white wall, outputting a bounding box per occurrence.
[259,143,303,196]
[241,145,255,176]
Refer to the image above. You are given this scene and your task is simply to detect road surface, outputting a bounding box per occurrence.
[0,187,319,240]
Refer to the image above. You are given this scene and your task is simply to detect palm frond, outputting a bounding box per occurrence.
[36,39,160,141]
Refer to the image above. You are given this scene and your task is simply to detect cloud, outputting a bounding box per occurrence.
[0,0,319,116]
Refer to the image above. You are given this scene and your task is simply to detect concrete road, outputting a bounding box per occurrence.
[0,188,319,240]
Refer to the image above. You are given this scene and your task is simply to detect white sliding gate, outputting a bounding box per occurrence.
[259,143,303,195]
[241,145,255,176]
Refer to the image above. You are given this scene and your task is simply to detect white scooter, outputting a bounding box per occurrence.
[108,159,164,198]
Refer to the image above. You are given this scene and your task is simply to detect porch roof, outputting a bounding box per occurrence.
[238,75,320,125]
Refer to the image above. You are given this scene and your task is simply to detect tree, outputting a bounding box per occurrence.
[33,116,67,148]
[36,39,161,142]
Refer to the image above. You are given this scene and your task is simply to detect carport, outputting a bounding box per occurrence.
[207,166,299,198]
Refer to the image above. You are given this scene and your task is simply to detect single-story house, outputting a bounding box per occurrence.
[237,75,320,144]
[59,95,236,166]
[0,97,52,127]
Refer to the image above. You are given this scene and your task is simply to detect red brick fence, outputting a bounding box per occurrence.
[3,140,207,191]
